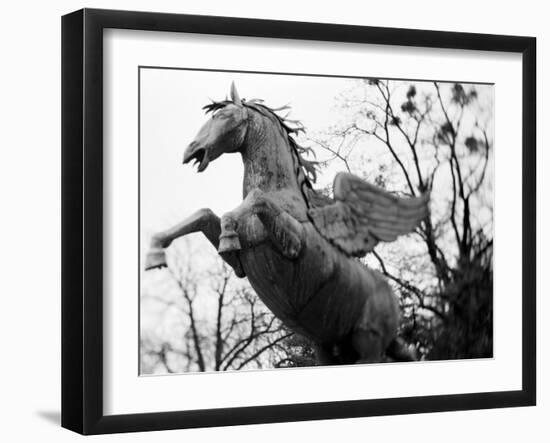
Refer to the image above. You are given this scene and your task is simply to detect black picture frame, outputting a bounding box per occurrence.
[61,8,536,435]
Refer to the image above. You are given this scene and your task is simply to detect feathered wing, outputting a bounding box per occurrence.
[308,172,429,257]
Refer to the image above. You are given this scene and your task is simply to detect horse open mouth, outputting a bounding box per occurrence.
[183,147,209,172]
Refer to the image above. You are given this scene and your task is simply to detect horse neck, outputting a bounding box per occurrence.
[240,113,303,198]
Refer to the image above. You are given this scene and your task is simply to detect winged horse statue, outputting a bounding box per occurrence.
[145,83,429,364]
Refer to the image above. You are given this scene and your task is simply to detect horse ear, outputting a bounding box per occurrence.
[230,81,242,106]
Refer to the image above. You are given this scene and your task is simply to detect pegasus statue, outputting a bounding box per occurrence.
[145,83,429,364]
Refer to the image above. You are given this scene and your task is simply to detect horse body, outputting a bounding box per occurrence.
[146,84,414,364]
[239,223,371,341]
[237,106,398,359]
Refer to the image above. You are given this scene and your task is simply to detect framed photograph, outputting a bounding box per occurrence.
[61,8,536,435]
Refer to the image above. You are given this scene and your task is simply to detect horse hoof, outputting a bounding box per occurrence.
[145,248,167,270]
[219,251,246,278]
[218,233,241,253]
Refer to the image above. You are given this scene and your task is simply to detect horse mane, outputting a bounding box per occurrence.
[203,98,333,208]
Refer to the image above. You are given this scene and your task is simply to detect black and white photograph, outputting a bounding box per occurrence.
[139,69,494,375]
[1,0,546,440]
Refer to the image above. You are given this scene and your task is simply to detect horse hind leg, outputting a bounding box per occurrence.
[145,208,245,278]
[351,275,400,364]
[351,329,385,364]
[352,328,417,364]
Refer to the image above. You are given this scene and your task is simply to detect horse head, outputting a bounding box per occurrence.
[183,82,248,172]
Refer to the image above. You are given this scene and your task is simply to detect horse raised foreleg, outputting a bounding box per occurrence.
[219,190,304,259]
[145,208,245,277]
[253,196,304,259]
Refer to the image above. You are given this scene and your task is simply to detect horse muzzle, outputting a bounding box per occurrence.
[183,143,210,172]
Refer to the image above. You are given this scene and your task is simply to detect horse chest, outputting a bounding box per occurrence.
[238,244,311,330]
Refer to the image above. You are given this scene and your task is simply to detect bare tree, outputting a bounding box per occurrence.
[309,79,493,360]
[140,237,300,374]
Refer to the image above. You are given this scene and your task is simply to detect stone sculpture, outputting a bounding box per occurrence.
[145,83,429,364]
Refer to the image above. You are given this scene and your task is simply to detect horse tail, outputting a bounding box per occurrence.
[386,337,417,362]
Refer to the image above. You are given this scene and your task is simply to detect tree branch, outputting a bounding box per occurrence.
[235,333,294,370]
[167,266,206,371]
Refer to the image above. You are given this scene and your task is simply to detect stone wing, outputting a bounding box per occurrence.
[308,172,429,257]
